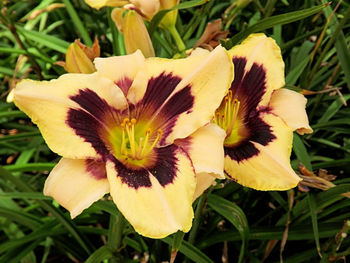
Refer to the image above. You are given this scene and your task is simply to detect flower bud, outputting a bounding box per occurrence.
[159,0,179,30]
[65,41,96,73]
[115,10,155,57]
[84,0,128,10]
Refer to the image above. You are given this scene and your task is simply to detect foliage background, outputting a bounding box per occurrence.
[0,0,350,262]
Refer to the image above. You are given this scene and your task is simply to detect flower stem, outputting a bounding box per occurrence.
[168,25,186,53]
[188,192,207,245]
[108,210,125,262]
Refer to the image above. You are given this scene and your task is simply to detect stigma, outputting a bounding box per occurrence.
[214,90,240,137]
[120,118,162,160]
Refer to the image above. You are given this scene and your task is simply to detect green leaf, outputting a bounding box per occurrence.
[0,192,51,200]
[162,236,214,263]
[0,207,42,229]
[172,230,185,252]
[3,163,55,172]
[16,26,69,53]
[207,194,249,263]
[307,193,322,258]
[286,54,311,86]
[317,94,350,124]
[293,133,312,170]
[322,2,350,91]
[0,167,93,255]
[293,184,350,218]
[148,0,208,35]
[62,0,92,46]
[222,4,327,49]
[198,223,340,248]
[85,245,114,263]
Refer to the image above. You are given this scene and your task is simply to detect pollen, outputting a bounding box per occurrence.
[120,118,163,160]
[214,90,240,137]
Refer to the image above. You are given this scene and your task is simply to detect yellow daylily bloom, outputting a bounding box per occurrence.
[213,33,313,191]
[13,46,234,238]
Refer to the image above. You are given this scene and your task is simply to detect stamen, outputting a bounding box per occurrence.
[119,118,163,160]
[121,127,126,154]
[140,128,151,158]
[226,99,240,137]
[214,92,240,137]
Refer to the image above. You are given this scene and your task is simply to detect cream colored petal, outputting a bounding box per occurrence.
[225,113,301,190]
[94,50,145,85]
[229,33,285,107]
[176,123,226,179]
[130,0,160,18]
[193,172,216,201]
[44,158,109,218]
[106,146,195,238]
[269,88,313,135]
[14,73,127,159]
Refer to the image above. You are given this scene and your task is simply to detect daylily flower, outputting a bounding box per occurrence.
[213,33,312,190]
[13,46,233,238]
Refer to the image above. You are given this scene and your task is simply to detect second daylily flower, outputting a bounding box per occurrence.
[213,34,312,190]
[13,46,233,238]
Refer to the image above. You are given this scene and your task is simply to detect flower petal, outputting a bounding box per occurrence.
[176,123,226,179]
[14,73,128,159]
[130,0,160,18]
[193,172,216,200]
[224,113,301,190]
[94,50,145,96]
[228,33,284,108]
[111,7,125,32]
[128,45,234,145]
[44,158,109,218]
[269,88,313,135]
[84,0,128,9]
[106,144,196,238]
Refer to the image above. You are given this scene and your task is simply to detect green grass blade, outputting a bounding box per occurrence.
[61,0,92,46]
[0,207,42,229]
[16,26,69,53]
[3,163,55,172]
[162,236,214,263]
[207,194,249,263]
[307,193,322,258]
[0,167,93,255]
[222,4,328,48]
[148,0,207,35]
[0,192,51,200]
[85,245,114,263]
[293,133,312,170]
[322,2,350,91]
[316,94,350,124]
